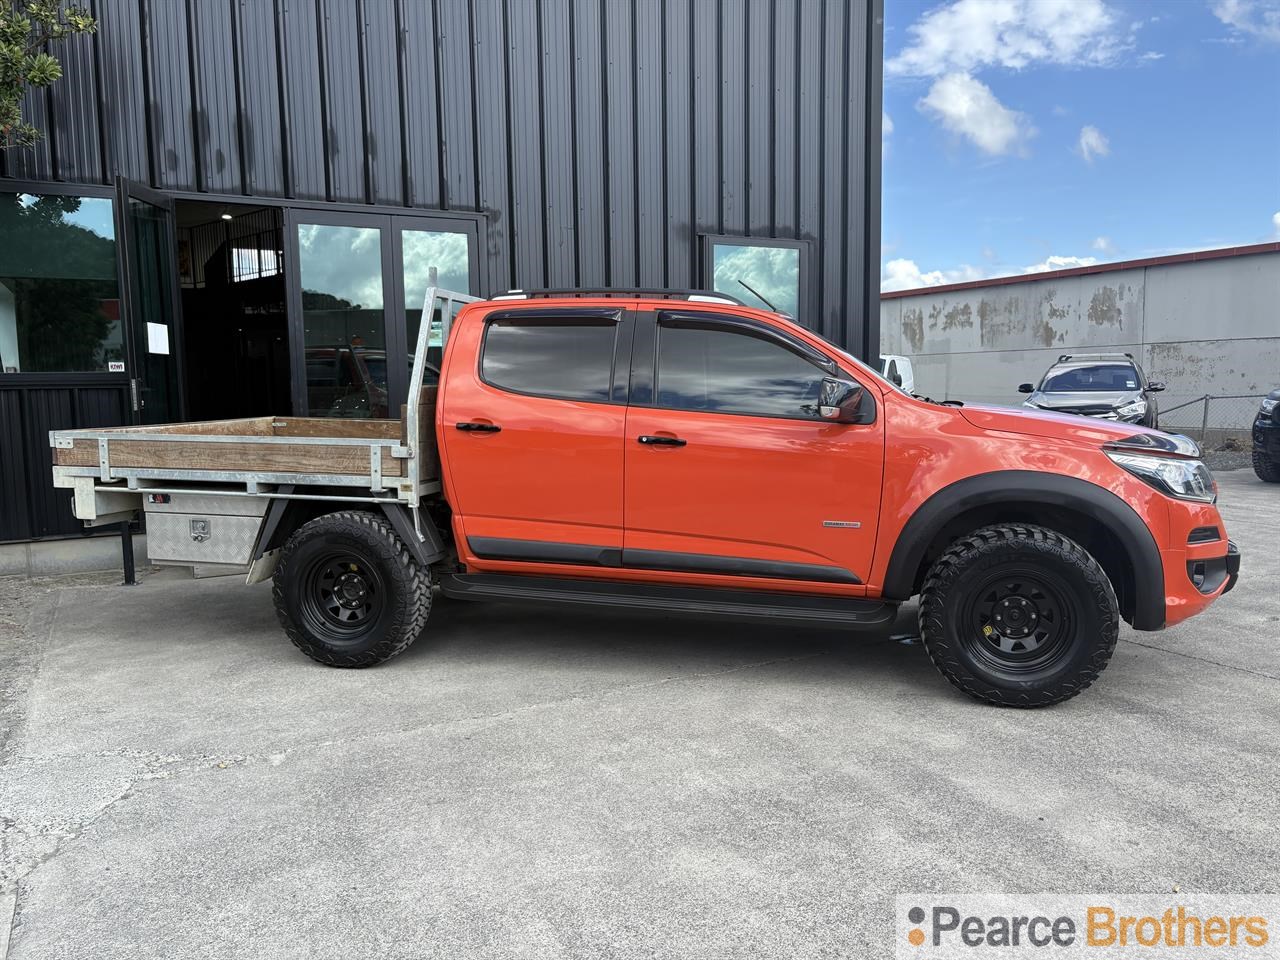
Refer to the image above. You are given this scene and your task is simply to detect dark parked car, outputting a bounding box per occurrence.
[1253,388,1280,482]
[1019,353,1164,429]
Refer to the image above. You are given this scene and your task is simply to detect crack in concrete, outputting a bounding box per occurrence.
[1119,636,1279,681]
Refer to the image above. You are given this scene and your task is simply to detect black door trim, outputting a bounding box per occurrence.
[468,537,622,567]
[622,548,860,584]
[467,536,860,584]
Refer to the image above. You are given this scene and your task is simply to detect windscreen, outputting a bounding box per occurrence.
[1042,364,1139,392]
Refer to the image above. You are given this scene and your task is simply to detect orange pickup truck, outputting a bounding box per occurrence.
[52,288,1238,707]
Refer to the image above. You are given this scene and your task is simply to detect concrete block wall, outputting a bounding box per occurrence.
[880,249,1280,422]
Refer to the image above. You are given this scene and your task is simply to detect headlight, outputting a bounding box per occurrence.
[1115,399,1147,418]
[1106,452,1217,502]
[1261,398,1278,416]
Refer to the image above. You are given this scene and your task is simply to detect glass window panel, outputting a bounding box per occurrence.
[402,230,471,373]
[298,223,389,418]
[0,193,121,373]
[712,242,800,316]
[481,320,616,402]
[656,324,827,419]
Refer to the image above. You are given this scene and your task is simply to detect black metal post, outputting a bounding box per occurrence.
[119,521,137,586]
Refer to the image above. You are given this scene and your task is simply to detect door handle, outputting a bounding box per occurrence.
[455,421,501,433]
[637,434,686,447]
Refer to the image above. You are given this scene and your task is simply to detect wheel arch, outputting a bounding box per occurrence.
[881,470,1165,630]
[251,496,446,568]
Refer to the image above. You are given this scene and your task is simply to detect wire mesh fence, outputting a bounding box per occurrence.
[1158,394,1265,449]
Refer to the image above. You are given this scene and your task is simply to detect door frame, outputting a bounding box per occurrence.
[114,176,187,423]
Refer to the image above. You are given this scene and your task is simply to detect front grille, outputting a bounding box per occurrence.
[1050,405,1116,417]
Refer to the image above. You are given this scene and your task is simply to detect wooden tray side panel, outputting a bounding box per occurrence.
[54,438,403,477]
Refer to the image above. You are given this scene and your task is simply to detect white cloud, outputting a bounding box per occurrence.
[1212,0,1280,43]
[881,253,1100,292]
[1092,236,1113,253]
[1273,211,1280,236]
[1077,125,1110,163]
[1021,255,1098,274]
[918,72,1034,156]
[882,258,986,292]
[883,112,894,137]
[887,0,1133,77]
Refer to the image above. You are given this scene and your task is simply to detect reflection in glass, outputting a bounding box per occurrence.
[0,193,121,373]
[656,324,825,419]
[482,321,616,402]
[298,223,389,418]
[712,243,800,316]
[402,230,470,371]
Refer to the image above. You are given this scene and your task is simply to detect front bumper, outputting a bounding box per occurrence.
[1254,418,1280,458]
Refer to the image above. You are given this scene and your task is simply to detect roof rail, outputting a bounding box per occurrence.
[1057,352,1134,362]
[493,288,748,306]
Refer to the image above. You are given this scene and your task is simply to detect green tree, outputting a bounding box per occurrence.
[1,0,96,149]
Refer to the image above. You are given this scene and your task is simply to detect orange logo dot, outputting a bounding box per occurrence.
[908,928,925,946]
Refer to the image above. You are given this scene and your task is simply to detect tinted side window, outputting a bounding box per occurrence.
[482,319,617,402]
[656,323,828,419]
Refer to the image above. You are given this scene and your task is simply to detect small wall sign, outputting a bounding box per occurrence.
[108,361,126,373]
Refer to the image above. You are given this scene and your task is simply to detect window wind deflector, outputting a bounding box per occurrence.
[486,306,622,324]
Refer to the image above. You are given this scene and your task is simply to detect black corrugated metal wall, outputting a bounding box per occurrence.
[1,0,881,355]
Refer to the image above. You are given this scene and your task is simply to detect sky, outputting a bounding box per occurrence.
[880,0,1280,292]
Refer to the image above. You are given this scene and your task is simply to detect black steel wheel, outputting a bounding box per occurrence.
[919,524,1118,707]
[273,511,432,667]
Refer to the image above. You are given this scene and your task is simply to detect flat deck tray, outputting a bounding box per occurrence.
[52,416,406,480]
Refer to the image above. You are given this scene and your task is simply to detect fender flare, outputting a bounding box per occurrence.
[881,470,1165,630]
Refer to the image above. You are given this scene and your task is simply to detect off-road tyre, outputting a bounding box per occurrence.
[919,524,1118,707]
[1253,449,1280,483]
[273,511,432,667]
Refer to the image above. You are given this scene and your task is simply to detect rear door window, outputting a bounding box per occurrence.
[481,317,618,402]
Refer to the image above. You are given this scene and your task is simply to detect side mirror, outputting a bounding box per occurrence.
[889,370,903,387]
[1018,382,1035,394]
[1148,381,1166,392]
[819,377,867,423]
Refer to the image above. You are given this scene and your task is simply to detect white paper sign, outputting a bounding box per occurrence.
[146,322,170,355]
[108,361,125,372]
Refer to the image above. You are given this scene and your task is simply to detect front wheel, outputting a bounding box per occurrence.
[919,524,1118,707]
[273,511,432,667]
[1253,449,1280,483]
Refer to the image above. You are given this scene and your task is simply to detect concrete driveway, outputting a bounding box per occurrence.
[2,471,1277,959]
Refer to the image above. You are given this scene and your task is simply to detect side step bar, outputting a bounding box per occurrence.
[438,573,897,628]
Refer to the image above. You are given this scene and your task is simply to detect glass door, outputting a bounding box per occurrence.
[393,222,480,381]
[115,177,184,424]
[285,210,481,419]
[285,211,398,419]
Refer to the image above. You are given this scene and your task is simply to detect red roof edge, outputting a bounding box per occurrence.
[879,241,1280,300]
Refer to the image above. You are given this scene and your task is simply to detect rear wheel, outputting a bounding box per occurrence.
[919,524,1118,707]
[273,511,432,667]
[1253,449,1280,483]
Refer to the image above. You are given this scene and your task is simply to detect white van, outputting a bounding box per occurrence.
[879,355,915,394]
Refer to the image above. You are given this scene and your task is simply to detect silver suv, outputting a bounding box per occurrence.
[1018,353,1165,428]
